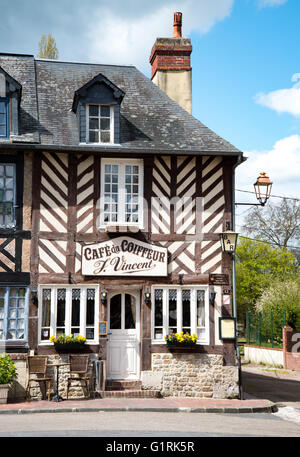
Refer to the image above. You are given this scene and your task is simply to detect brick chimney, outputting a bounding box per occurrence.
[149,12,192,114]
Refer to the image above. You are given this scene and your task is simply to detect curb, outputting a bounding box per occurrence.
[0,403,278,415]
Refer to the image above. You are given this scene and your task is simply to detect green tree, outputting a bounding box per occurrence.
[236,237,298,323]
[256,276,300,330]
[38,34,59,60]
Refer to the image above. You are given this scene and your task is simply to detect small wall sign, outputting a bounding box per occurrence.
[209,274,229,285]
[99,321,108,336]
[82,236,168,277]
[219,317,236,340]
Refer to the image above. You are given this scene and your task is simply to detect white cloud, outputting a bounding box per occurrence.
[254,74,300,117]
[85,0,234,72]
[258,0,288,7]
[236,134,300,200]
[235,134,300,228]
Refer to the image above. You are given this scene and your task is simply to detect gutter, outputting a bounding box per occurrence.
[0,142,243,157]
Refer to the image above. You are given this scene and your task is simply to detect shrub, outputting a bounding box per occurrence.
[0,354,18,385]
[256,278,300,330]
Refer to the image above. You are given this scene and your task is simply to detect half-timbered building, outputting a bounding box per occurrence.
[0,13,244,399]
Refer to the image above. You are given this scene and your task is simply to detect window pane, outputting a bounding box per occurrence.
[101,132,110,143]
[125,294,136,329]
[86,289,95,340]
[101,106,110,117]
[197,290,205,328]
[110,294,121,329]
[8,288,26,340]
[0,163,15,228]
[71,289,80,334]
[101,118,110,131]
[168,289,177,333]
[41,289,51,340]
[56,289,66,335]
[89,105,99,116]
[182,290,191,331]
[89,118,98,129]
[154,289,163,327]
[89,130,99,143]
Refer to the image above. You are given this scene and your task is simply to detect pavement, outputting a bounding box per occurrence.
[0,395,276,415]
[1,362,299,416]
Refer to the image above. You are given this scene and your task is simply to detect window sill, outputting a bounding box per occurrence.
[100,224,142,233]
[79,143,122,148]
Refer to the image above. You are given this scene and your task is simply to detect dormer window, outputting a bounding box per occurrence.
[87,104,113,144]
[72,73,125,146]
[0,67,22,139]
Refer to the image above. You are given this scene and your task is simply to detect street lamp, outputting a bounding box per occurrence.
[236,171,272,206]
[253,172,273,206]
[220,230,239,254]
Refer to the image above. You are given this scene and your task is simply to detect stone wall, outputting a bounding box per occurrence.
[150,353,239,399]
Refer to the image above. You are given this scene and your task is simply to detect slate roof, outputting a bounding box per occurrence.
[0,53,242,156]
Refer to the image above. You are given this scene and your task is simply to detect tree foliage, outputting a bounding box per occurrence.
[242,198,300,248]
[38,34,59,60]
[236,237,298,322]
[255,277,300,329]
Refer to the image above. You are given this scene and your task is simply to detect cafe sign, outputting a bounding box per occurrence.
[81,236,168,277]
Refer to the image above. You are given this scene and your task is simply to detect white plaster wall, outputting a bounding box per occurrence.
[244,346,283,367]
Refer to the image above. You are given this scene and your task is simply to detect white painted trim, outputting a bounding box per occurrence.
[86,104,114,145]
[38,285,100,346]
[99,158,144,229]
[151,285,210,346]
[107,289,141,380]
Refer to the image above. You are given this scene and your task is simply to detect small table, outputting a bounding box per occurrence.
[47,362,69,402]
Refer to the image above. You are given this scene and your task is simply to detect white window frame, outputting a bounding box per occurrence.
[99,158,144,229]
[86,104,114,145]
[0,163,17,228]
[151,285,210,345]
[38,285,99,345]
[0,286,29,342]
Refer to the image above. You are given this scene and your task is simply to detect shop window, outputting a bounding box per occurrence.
[152,286,209,345]
[100,158,143,228]
[39,286,98,343]
[0,287,29,341]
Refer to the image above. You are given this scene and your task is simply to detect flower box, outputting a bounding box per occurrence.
[54,342,86,352]
[50,334,86,351]
[166,343,198,352]
[165,331,198,350]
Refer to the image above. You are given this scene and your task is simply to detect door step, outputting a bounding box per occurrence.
[105,380,142,391]
[98,389,161,398]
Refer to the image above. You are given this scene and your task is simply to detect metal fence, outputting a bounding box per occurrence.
[246,310,287,348]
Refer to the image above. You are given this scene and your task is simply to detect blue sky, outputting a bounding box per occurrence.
[0,0,299,208]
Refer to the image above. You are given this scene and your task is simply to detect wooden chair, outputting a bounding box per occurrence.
[26,356,52,401]
[67,355,90,399]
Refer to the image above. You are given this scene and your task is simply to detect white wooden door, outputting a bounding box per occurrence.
[107,290,140,380]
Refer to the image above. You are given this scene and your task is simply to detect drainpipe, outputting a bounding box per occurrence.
[232,154,243,399]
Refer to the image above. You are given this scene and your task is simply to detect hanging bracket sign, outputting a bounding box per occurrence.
[82,236,168,277]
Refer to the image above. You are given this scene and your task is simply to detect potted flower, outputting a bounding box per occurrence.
[0,354,18,404]
[50,334,86,351]
[165,332,198,350]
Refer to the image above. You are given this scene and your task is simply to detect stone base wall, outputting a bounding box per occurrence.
[150,353,239,399]
[8,353,98,402]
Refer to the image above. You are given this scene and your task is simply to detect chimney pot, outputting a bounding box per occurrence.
[173,12,182,38]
